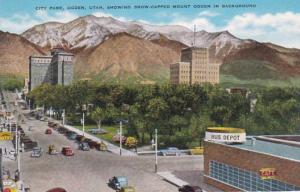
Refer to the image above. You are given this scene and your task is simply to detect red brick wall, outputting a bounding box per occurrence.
[204,141,300,190]
[204,176,242,192]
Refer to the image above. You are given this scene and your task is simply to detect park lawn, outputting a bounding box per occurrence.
[73,124,125,144]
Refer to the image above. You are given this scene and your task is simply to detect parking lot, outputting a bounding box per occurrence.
[4,111,203,192]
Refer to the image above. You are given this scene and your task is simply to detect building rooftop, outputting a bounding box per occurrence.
[230,136,300,162]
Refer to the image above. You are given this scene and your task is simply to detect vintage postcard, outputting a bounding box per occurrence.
[0,0,300,192]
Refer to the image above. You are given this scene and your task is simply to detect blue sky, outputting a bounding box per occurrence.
[0,0,300,48]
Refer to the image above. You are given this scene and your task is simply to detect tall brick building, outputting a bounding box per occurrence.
[29,48,74,91]
[204,135,300,191]
[170,47,219,85]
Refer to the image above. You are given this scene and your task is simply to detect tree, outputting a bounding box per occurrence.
[145,97,169,140]
[91,107,105,129]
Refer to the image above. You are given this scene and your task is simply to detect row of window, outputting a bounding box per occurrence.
[209,160,300,191]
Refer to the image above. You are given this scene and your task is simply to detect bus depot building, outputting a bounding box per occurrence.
[204,127,300,191]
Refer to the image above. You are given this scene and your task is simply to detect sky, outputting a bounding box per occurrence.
[0,0,300,48]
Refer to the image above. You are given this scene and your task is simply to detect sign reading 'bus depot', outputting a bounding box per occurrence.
[205,127,246,143]
[0,132,13,141]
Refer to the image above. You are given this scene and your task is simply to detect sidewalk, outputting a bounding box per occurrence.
[54,122,137,156]
[0,136,16,162]
[157,171,189,187]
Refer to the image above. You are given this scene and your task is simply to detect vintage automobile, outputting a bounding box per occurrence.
[46,187,67,192]
[89,128,108,134]
[108,176,128,190]
[31,147,42,158]
[179,185,202,192]
[96,141,108,151]
[189,147,204,155]
[45,128,52,134]
[79,142,90,151]
[120,186,136,192]
[112,135,127,143]
[67,133,78,140]
[159,147,182,156]
[62,146,74,156]
[48,145,58,155]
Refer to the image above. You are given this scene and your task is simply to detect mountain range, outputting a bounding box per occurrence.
[1,15,300,85]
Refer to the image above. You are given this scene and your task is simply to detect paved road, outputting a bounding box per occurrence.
[5,112,202,192]
[1,91,207,192]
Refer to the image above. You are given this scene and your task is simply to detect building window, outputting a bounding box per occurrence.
[209,160,300,191]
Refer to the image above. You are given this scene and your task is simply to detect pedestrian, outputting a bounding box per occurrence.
[4,147,7,155]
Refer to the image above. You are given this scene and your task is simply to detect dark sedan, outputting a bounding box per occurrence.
[179,185,202,192]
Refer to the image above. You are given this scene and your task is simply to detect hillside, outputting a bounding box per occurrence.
[74,33,179,83]
[222,42,300,79]
[0,31,45,76]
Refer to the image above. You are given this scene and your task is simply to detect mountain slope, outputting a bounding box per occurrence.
[0,31,45,75]
[74,33,179,82]
[222,42,300,79]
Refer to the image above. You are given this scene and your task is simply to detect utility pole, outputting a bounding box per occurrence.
[119,121,122,156]
[17,129,21,180]
[82,112,85,136]
[155,128,158,173]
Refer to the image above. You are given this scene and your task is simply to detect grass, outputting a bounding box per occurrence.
[221,60,280,80]
[0,74,24,89]
[73,124,125,144]
[220,75,300,88]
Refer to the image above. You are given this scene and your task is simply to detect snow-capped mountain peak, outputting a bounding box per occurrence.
[21,15,247,51]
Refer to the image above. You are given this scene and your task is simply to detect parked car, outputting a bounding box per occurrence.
[120,186,136,192]
[28,126,33,131]
[48,121,55,127]
[62,146,74,156]
[179,185,202,192]
[31,147,42,158]
[46,187,67,192]
[79,142,90,151]
[48,145,58,155]
[96,141,108,151]
[67,133,77,140]
[159,147,181,156]
[189,147,204,155]
[58,127,67,134]
[87,140,98,149]
[45,128,52,134]
[89,128,107,134]
[112,135,126,143]
[108,176,128,190]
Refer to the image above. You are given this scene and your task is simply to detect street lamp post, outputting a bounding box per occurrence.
[9,119,11,134]
[62,109,65,125]
[119,121,122,156]
[82,112,85,136]
[49,107,52,119]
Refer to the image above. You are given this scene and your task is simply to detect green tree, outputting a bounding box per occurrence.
[91,107,105,129]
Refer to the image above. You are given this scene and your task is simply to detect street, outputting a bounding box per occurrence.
[5,111,203,192]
